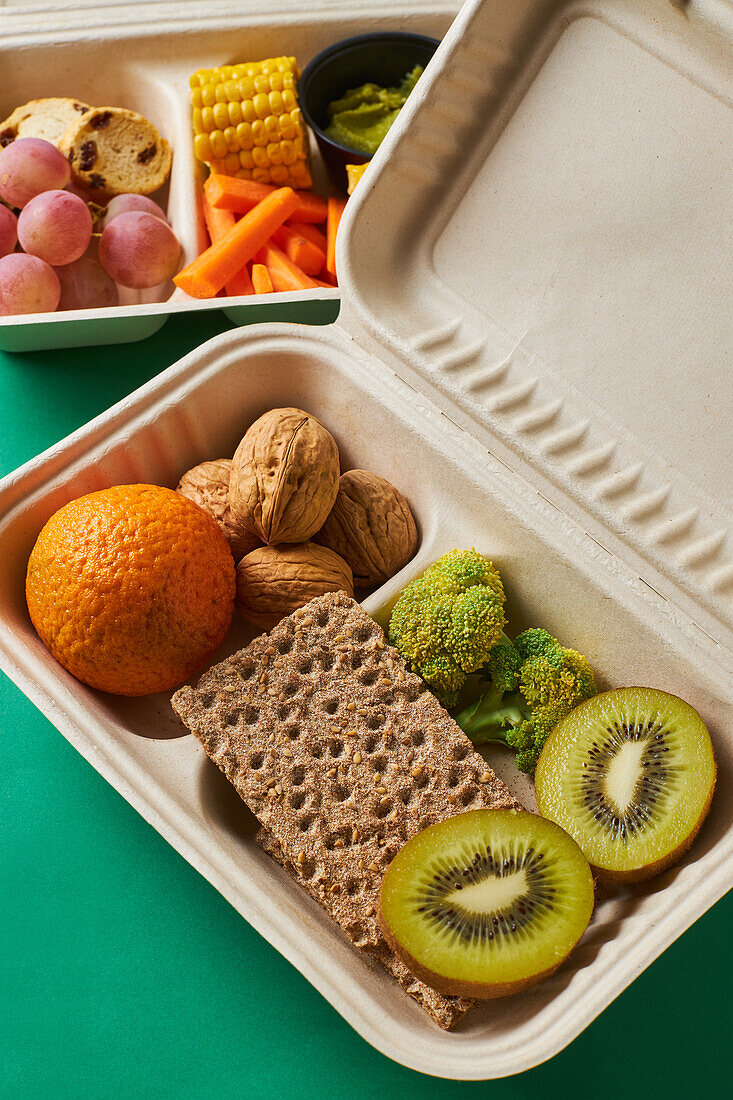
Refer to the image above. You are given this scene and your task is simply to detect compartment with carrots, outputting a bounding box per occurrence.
[176,175,344,298]
[175,55,368,300]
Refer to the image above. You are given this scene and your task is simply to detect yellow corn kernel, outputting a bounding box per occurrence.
[252,93,270,120]
[251,119,267,147]
[293,131,307,158]
[209,131,228,159]
[265,141,282,166]
[193,133,212,162]
[288,160,309,182]
[236,122,253,150]
[269,164,290,185]
[268,91,284,115]
[279,114,297,141]
[280,140,297,166]
[227,101,243,127]
[264,115,282,141]
[212,101,230,130]
[223,126,239,153]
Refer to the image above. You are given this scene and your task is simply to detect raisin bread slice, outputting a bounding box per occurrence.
[59,107,172,200]
[0,97,90,148]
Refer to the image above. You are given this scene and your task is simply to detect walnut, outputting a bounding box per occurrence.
[315,470,418,586]
[236,543,353,629]
[229,408,340,545]
[177,459,260,562]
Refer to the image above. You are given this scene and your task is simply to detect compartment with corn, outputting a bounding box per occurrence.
[180,52,347,300]
[190,57,312,189]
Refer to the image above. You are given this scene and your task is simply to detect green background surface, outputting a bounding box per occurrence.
[1,314,730,1099]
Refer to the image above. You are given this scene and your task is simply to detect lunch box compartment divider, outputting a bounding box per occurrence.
[0,1,459,350]
[0,320,730,1078]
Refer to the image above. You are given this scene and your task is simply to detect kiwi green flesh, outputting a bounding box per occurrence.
[378,809,594,998]
[535,687,716,882]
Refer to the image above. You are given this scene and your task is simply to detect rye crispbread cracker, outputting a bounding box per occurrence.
[172,590,519,1028]
[255,826,472,1029]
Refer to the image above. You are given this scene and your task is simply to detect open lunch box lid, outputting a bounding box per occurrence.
[335,0,733,655]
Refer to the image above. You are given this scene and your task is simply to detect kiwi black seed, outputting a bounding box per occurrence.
[378,808,594,998]
[535,687,716,883]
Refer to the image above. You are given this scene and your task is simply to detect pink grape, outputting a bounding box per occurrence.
[0,138,71,208]
[0,204,18,257]
[55,256,119,311]
[104,194,168,225]
[99,211,180,288]
[0,253,60,315]
[18,190,92,266]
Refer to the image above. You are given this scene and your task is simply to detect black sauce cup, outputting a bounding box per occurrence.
[299,32,440,191]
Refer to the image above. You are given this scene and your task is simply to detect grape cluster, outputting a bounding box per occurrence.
[0,137,180,316]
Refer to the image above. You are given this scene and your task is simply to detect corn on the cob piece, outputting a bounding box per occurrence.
[190,56,312,188]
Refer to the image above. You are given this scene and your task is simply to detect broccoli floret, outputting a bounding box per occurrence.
[455,629,597,773]
[388,549,507,709]
[485,633,522,694]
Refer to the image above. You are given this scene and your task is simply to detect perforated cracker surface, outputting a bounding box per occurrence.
[256,826,472,1029]
[172,591,520,1028]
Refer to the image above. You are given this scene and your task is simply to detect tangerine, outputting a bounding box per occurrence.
[26,484,236,696]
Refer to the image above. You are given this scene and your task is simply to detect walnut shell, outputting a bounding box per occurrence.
[315,469,418,586]
[229,408,340,545]
[177,459,260,562]
[235,542,353,630]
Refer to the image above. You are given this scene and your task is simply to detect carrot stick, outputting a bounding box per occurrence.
[175,187,299,298]
[251,263,274,294]
[256,242,318,292]
[201,195,254,296]
[286,220,327,251]
[326,196,347,278]
[202,195,235,243]
[272,224,326,276]
[204,174,327,223]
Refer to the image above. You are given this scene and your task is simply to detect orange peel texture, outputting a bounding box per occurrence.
[26,484,236,696]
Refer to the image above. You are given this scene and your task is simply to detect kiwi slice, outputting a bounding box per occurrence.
[535,687,716,883]
[378,808,594,998]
